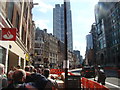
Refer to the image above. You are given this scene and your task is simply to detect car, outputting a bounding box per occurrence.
[80,66,95,78]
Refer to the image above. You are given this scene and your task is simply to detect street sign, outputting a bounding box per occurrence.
[2,28,17,41]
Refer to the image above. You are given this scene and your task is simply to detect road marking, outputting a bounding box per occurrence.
[106,82,120,89]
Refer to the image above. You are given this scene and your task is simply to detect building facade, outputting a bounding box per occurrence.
[34,28,45,66]
[93,2,120,68]
[34,28,59,68]
[73,50,81,66]
[86,31,96,66]
[86,34,93,50]
[0,0,34,72]
[48,33,58,68]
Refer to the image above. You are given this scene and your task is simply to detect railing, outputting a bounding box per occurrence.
[81,77,109,90]
[50,69,109,90]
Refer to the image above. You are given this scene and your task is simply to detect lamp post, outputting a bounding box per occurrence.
[64,0,68,89]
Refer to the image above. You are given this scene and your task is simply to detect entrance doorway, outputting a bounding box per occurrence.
[8,51,19,71]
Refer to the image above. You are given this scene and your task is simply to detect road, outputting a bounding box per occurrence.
[104,69,120,90]
[69,68,120,90]
[105,77,120,90]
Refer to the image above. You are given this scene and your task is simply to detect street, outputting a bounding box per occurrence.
[69,68,120,90]
[105,77,120,90]
[104,69,120,90]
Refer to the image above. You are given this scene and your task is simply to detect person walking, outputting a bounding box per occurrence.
[97,67,106,85]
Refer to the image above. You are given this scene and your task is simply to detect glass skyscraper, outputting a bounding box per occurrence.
[53,1,73,52]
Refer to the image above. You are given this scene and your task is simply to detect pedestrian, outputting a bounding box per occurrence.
[25,73,48,90]
[24,66,31,83]
[97,68,106,85]
[43,69,58,89]
[0,63,8,90]
[7,66,16,85]
[93,67,97,81]
[29,65,34,73]
[37,68,42,74]
[6,69,26,88]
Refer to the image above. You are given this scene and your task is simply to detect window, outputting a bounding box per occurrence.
[113,25,116,30]
[16,12,19,29]
[24,2,26,17]
[21,26,24,41]
[25,7,28,20]
[16,12,20,35]
[23,31,26,44]
[28,20,30,32]
[99,39,103,49]
[112,19,115,23]
[35,50,38,54]
[27,39,30,50]
[111,13,115,17]
[35,43,40,48]
[20,2,22,7]
[7,2,14,22]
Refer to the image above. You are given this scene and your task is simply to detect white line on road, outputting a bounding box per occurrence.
[106,82,120,89]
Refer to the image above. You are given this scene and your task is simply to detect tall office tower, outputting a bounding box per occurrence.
[53,1,73,52]
[86,34,93,51]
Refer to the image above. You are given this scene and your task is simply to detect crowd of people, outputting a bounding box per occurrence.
[0,63,59,90]
[0,63,107,90]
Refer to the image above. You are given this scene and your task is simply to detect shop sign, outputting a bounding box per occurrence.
[25,53,29,61]
[2,28,17,41]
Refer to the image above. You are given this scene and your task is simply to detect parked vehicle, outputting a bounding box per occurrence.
[80,66,95,78]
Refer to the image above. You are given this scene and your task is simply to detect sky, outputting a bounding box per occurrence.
[32,0,99,58]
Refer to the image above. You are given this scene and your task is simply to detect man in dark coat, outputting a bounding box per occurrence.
[97,68,106,85]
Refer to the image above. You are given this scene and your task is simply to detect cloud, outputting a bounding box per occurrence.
[33,0,53,13]
[35,19,50,29]
[34,19,53,34]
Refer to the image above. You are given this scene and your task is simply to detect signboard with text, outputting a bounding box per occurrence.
[2,28,17,41]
